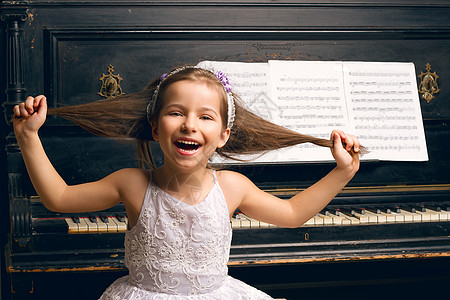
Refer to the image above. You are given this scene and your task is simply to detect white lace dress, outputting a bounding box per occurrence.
[99,172,274,299]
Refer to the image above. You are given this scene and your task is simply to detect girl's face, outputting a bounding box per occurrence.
[151,80,230,171]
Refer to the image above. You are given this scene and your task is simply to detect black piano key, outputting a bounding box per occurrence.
[89,216,98,223]
[339,208,355,216]
[424,204,442,212]
[71,216,80,223]
[385,205,402,214]
[377,207,389,214]
[333,208,343,216]
[400,205,417,213]
[418,205,427,213]
[100,216,109,223]
[365,207,382,214]
[404,204,426,212]
[349,207,366,215]
[379,206,396,214]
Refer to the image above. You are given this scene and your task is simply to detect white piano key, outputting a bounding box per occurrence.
[303,217,315,226]
[84,217,98,233]
[430,208,450,221]
[350,208,374,223]
[328,212,346,225]
[112,216,127,232]
[398,209,422,222]
[373,209,388,223]
[336,214,351,225]
[388,206,410,222]
[76,217,89,233]
[102,216,118,232]
[317,213,333,225]
[394,212,405,222]
[387,209,405,222]
[235,214,251,228]
[352,211,370,223]
[239,219,251,228]
[415,208,437,221]
[427,206,450,221]
[336,211,360,225]
[313,215,324,225]
[379,211,396,223]
[230,218,240,229]
[358,210,383,223]
[245,216,263,228]
[65,218,79,234]
[423,208,440,221]
[95,217,109,232]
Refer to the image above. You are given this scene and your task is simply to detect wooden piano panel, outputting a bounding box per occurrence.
[46,31,450,119]
[2,1,450,299]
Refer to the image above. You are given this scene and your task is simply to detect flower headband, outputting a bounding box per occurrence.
[146,66,236,129]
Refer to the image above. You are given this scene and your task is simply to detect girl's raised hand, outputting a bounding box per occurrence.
[330,130,360,177]
[12,95,48,138]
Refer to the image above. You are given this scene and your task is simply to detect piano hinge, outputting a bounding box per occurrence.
[10,197,32,252]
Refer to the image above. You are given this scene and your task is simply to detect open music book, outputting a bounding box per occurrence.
[197,60,428,163]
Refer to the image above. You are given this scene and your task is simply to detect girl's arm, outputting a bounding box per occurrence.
[12,95,125,213]
[221,130,360,228]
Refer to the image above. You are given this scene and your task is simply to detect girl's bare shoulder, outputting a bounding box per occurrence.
[112,167,149,179]
[216,169,249,183]
[216,170,256,195]
[110,168,150,193]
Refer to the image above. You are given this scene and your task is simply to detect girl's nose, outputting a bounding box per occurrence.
[182,115,197,132]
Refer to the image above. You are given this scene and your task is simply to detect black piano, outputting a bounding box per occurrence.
[1,1,450,299]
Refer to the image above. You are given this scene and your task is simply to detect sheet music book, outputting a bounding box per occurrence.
[197,60,428,163]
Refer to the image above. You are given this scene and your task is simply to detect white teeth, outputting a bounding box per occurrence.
[177,140,199,145]
[179,148,196,153]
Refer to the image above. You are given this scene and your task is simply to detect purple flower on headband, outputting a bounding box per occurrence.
[160,73,168,81]
[215,71,232,93]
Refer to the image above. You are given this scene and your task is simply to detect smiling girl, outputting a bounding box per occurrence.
[13,66,360,299]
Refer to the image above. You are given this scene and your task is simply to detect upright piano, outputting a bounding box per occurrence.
[1,1,450,299]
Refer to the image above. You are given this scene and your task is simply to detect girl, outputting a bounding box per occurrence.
[13,66,361,299]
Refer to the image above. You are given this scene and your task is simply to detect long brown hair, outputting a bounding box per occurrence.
[48,66,358,168]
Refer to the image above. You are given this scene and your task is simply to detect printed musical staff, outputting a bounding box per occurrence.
[344,61,427,161]
[197,60,428,163]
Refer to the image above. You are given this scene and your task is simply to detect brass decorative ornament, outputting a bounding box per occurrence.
[98,65,124,99]
[418,63,440,103]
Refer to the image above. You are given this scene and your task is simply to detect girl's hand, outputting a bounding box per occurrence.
[330,130,360,177]
[12,95,48,139]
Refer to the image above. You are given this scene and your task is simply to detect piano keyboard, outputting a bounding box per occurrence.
[65,216,128,233]
[62,205,450,233]
[231,204,450,229]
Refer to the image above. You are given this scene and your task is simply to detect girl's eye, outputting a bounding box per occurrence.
[201,115,213,120]
[169,112,182,117]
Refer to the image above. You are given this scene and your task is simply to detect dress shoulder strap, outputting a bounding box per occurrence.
[140,170,154,212]
[211,169,218,183]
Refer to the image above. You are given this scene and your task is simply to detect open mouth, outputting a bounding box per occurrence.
[174,139,201,154]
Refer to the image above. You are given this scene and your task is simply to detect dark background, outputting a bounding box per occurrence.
[1,1,450,299]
